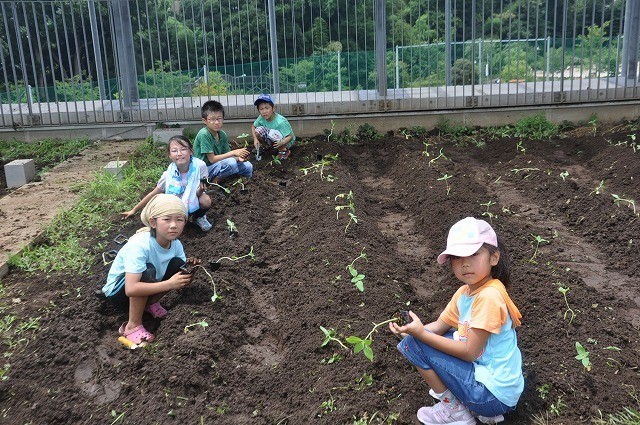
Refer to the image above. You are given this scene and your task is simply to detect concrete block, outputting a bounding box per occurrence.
[153,127,184,144]
[5,158,36,188]
[103,160,129,179]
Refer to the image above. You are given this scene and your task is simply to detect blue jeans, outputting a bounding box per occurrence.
[207,157,253,181]
[397,331,514,417]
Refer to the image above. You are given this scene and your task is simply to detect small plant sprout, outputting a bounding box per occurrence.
[184,320,209,334]
[269,155,282,166]
[575,341,592,371]
[320,326,349,351]
[428,148,451,167]
[559,170,569,181]
[210,246,255,269]
[611,194,637,215]
[510,167,539,175]
[529,234,549,263]
[516,140,526,153]
[346,248,367,291]
[300,153,339,181]
[335,191,358,232]
[232,178,246,191]
[421,141,432,157]
[235,132,250,147]
[589,180,605,196]
[480,200,497,221]
[345,317,400,361]
[557,286,576,324]
[201,176,231,194]
[437,173,453,195]
[226,219,238,237]
[588,114,598,136]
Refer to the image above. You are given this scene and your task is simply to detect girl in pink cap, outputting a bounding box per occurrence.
[389,217,523,425]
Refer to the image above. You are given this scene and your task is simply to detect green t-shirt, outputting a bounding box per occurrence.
[253,113,296,144]
[193,127,230,166]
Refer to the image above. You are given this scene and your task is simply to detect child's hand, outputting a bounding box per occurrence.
[234,148,250,160]
[121,210,136,219]
[389,310,424,337]
[273,139,286,149]
[168,272,192,290]
[186,257,201,266]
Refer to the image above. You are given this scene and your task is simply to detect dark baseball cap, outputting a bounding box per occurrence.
[254,94,274,106]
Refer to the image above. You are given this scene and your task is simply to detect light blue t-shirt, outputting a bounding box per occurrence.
[102,232,186,297]
[454,290,524,407]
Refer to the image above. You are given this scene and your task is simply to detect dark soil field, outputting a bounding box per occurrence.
[1,121,639,424]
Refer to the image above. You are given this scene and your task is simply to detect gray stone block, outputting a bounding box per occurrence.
[103,160,129,179]
[5,159,36,188]
[153,128,184,144]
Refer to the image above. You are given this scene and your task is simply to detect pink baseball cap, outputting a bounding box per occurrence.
[437,217,498,264]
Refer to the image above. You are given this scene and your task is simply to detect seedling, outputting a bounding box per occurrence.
[575,341,592,371]
[428,148,450,167]
[344,318,399,362]
[320,326,349,350]
[209,246,255,271]
[611,194,637,215]
[346,248,367,292]
[269,155,282,166]
[559,170,569,181]
[589,180,605,196]
[529,234,549,263]
[510,167,539,174]
[335,191,358,233]
[557,286,576,324]
[179,264,221,303]
[421,141,432,156]
[200,177,231,194]
[536,383,550,400]
[479,200,497,221]
[437,173,453,195]
[516,140,526,153]
[226,219,238,237]
[232,178,248,194]
[235,132,250,148]
[184,320,209,334]
[299,153,339,181]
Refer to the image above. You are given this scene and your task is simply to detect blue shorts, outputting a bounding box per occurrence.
[397,331,514,417]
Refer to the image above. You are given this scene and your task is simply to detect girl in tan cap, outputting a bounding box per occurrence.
[102,193,199,343]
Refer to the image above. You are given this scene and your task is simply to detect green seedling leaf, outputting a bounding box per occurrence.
[575,341,592,371]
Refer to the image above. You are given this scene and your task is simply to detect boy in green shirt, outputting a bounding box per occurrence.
[193,100,253,183]
[251,94,296,160]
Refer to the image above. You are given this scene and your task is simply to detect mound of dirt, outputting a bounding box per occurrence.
[0,125,638,424]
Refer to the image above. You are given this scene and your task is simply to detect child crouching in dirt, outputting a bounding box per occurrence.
[389,217,523,425]
[122,135,213,232]
[102,194,199,344]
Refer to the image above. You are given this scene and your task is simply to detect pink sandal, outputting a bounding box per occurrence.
[118,323,155,344]
[144,302,167,319]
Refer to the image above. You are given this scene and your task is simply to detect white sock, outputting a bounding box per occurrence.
[434,389,462,410]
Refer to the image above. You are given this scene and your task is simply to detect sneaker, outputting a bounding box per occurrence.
[417,402,476,425]
[194,216,212,232]
[277,149,291,160]
[476,415,504,424]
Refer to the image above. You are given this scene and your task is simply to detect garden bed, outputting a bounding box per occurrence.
[0,121,639,424]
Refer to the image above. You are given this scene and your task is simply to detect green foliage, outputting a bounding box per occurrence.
[0,139,92,175]
[138,64,195,98]
[10,140,167,273]
[357,123,382,141]
[575,341,592,372]
[191,71,230,96]
[54,75,101,101]
[451,58,477,85]
[515,114,559,141]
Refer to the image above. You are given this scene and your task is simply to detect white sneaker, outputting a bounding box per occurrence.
[476,414,504,424]
[417,402,476,425]
[194,216,212,232]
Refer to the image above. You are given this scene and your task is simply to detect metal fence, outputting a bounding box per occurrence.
[0,0,639,128]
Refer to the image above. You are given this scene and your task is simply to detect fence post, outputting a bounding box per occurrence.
[621,0,640,82]
[375,0,387,97]
[88,0,105,101]
[445,0,451,86]
[267,0,280,94]
[111,0,139,108]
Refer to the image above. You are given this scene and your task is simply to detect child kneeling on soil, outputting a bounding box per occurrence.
[103,194,199,344]
[389,217,523,425]
[122,135,213,232]
[251,94,295,161]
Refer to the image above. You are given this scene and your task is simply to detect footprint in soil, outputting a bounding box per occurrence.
[73,348,121,404]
